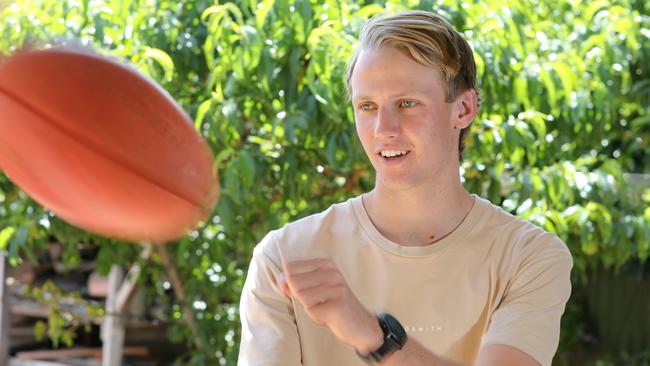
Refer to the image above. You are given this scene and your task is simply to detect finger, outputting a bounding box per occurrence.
[306,299,339,326]
[295,284,344,310]
[286,266,340,292]
[278,273,291,298]
[283,258,333,275]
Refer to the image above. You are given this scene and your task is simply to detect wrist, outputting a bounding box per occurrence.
[354,313,384,354]
[356,313,408,364]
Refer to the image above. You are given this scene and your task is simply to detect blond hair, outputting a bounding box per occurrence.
[346,10,479,159]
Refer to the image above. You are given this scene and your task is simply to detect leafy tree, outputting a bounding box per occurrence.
[1,0,648,364]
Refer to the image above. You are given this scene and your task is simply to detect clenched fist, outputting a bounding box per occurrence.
[279,258,383,354]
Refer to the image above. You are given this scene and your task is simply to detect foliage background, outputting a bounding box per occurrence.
[1,0,649,364]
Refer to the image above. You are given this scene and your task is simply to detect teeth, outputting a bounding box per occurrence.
[380,150,409,157]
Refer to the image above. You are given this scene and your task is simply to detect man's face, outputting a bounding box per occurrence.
[350,47,464,191]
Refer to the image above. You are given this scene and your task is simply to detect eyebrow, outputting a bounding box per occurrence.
[352,91,425,102]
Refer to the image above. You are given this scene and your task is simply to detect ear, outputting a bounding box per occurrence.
[453,88,478,130]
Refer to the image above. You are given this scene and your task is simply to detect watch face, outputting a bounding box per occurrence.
[379,313,407,347]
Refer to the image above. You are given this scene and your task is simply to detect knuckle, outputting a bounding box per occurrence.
[334,283,346,296]
[324,266,339,278]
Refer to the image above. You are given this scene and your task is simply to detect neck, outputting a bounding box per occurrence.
[363,181,474,247]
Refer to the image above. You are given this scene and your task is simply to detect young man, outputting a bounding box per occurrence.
[238,10,572,366]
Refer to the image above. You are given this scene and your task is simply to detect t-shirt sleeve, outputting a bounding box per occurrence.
[481,234,573,366]
[238,232,302,366]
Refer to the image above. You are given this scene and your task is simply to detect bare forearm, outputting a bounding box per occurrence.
[381,337,466,366]
[353,315,466,366]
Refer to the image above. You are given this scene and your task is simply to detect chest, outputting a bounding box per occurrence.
[293,249,506,365]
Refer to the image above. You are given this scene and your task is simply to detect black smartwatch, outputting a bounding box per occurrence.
[356,313,407,363]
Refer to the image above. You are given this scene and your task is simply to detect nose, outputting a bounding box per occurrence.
[374,107,402,139]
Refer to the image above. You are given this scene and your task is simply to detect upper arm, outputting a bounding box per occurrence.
[480,235,573,366]
[476,344,540,366]
[238,233,302,366]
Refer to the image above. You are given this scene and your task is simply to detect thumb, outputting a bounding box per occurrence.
[278,273,291,298]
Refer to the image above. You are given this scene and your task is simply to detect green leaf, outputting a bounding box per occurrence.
[34,320,47,341]
[48,312,64,348]
[551,61,575,105]
[540,67,558,115]
[143,47,174,82]
[194,99,212,131]
[255,0,274,29]
[8,226,27,263]
[325,133,337,164]
[513,76,529,108]
[0,226,15,251]
[239,150,256,186]
[62,328,75,347]
[585,0,609,22]
[356,4,384,18]
[224,161,242,205]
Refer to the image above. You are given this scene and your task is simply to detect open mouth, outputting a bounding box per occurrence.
[378,150,411,160]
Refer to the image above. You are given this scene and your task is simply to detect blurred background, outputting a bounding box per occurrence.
[0,0,648,365]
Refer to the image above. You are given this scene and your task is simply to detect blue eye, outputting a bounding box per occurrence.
[400,100,417,108]
[359,103,375,111]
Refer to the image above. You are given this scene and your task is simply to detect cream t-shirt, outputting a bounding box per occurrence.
[238,194,573,366]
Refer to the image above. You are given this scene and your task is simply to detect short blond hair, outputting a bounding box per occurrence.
[346,10,479,159]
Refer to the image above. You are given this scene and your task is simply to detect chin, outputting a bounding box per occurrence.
[375,174,420,192]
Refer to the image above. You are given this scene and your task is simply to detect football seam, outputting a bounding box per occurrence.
[0,83,212,212]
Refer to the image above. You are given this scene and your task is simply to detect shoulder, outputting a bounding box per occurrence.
[472,196,573,267]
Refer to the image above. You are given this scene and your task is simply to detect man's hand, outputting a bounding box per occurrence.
[280,258,383,354]
[279,258,540,366]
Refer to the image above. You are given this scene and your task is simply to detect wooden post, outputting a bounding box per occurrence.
[0,252,9,365]
[116,244,151,313]
[101,265,124,366]
[100,245,151,366]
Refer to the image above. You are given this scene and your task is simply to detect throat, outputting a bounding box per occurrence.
[362,190,476,247]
